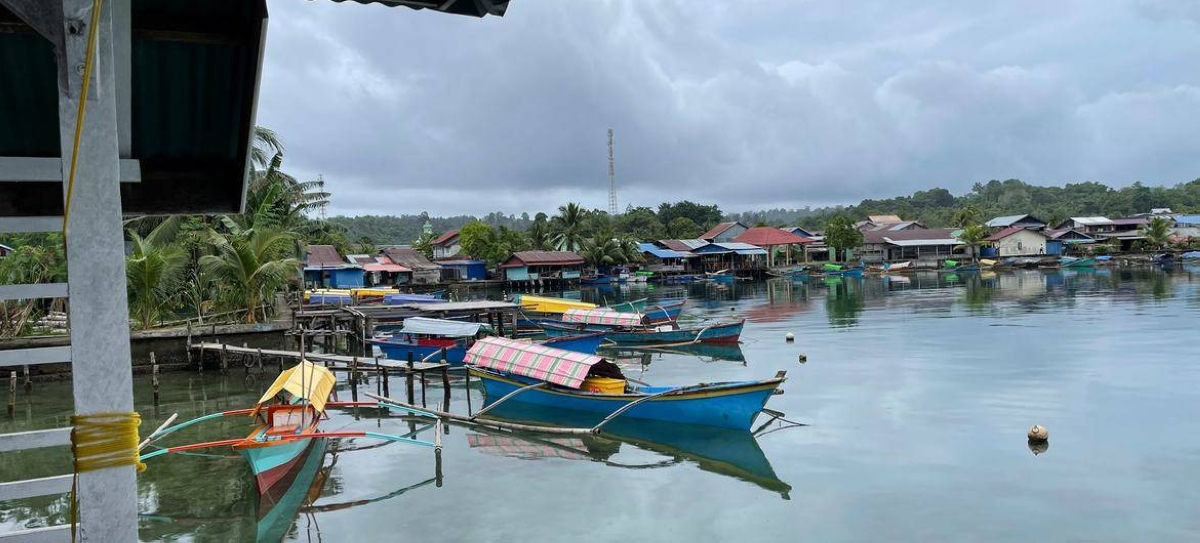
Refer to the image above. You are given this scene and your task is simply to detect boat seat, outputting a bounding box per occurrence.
[269,409,304,435]
[267,424,299,436]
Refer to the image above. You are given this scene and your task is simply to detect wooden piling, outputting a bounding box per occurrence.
[435,402,444,488]
[441,366,451,411]
[7,371,15,416]
[257,348,264,374]
[220,344,229,375]
[22,365,30,393]
[381,357,390,397]
[406,352,415,405]
[198,343,205,374]
[151,352,160,405]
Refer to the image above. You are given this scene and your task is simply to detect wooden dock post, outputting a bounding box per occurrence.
[406,352,415,405]
[220,344,229,375]
[199,343,205,374]
[151,352,160,405]
[434,402,444,488]
[441,365,451,410]
[350,356,360,403]
[22,365,30,393]
[185,322,193,369]
[257,348,264,374]
[381,356,390,397]
[7,371,15,416]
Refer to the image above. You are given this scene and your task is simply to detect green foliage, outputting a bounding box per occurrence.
[666,217,702,239]
[1141,216,1173,250]
[412,231,436,260]
[126,224,188,329]
[823,216,864,262]
[658,201,723,231]
[458,222,529,267]
[616,206,665,240]
[952,204,983,228]
[199,228,299,324]
[551,203,587,252]
[0,239,66,337]
[955,224,990,262]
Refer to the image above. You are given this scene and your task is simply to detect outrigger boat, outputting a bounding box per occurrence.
[541,309,744,345]
[466,337,785,430]
[606,298,687,324]
[139,361,436,494]
[369,317,493,365]
[821,263,863,277]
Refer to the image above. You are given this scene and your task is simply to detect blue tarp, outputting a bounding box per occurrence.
[638,243,685,259]
[1182,251,1200,260]
[385,294,447,305]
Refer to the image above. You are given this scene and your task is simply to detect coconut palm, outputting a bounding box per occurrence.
[527,219,552,250]
[200,228,299,324]
[125,228,187,329]
[579,237,627,269]
[952,204,983,228]
[955,224,990,263]
[1141,216,1173,250]
[551,203,586,252]
[251,126,284,172]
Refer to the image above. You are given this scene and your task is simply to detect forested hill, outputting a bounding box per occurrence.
[329,178,1200,244]
[731,178,1200,229]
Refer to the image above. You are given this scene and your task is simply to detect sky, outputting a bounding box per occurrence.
[256,0,1200,218]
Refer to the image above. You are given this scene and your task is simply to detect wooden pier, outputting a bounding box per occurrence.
[189,341,456,408]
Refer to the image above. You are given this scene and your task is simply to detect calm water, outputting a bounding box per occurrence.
[2,267,1199,542]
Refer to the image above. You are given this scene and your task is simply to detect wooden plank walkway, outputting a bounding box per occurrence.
[188,342,450,372]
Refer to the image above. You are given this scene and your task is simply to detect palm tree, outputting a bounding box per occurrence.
[251,126,284,172]
[527,219,551,250]
[956,224,990,263]
[579,237,626,269]
[551,203,586,252]
[952,204,983,228]
[125,228,187,329]
[1141,216,1173,250]
[200,228,299,324]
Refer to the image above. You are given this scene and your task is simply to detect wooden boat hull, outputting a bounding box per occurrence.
[605,320,744,345]
[580,276,613,285]
[370,338,467,365]
[256,437,328,541]
[540,332,606,355]
[238,435,321,494]
[641,300,686,324]
[471,369,782,430]
[1062,258,1096,268]
[824,268,863,278]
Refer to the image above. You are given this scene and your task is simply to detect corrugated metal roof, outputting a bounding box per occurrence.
[863,228,958,244]
[638,243,685,259]
[499,251,584,268]
[431,230,459,246]
[1110,217,1150,226]
[436,259,485,266]
[383,248,441,270]
[1172,215,1200,226]
[867,214,903,224]
[699,221,745,240]
[986,226,1046,242]
[693,242,768,255]
[985,214,1045,227]
[306,244,354,268]
[330,0,510,18]
[1066,216,1113,226]
[731,227,812,247]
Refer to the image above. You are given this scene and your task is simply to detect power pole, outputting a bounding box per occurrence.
[608,128,617,216]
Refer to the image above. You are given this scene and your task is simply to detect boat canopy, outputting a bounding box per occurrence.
[515,294,596,313]
[466,337,620,389]
[255,361,336,413]
[399,317,493,337]
[562,308,644,327]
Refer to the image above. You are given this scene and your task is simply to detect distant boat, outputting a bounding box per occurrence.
[465,337,785,430]
[383,293,446,305]
[579,275,613,285]
[369,317,493,365]
[603,320,745,346]
[1182,251,1200,260]
[882,260,913,273]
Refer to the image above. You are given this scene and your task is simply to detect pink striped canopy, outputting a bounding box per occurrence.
[561,308,644,326]
[466,336,604,389]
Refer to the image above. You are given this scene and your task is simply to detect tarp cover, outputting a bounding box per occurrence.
[466,337,606,389]
[256,361,336,413]
[385,294,447,305]
[562,308,644,326]
[399,317,492,337]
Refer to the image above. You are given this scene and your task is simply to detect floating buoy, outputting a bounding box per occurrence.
[797,353,807,363]
[785,332,795,342]
[1028,439,1049,455]
[1027,425,1048,441]
[731,307,737,312]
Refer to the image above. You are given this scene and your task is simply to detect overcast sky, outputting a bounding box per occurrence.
[256,0,1200,217]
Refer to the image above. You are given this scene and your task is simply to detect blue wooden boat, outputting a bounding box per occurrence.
[604,319,744,345]
[465,337,785,430]
[369,317,493,365]
[541,332,606,355]
[821,263,863,277]
[663,274,703,283]
[383,293,447,305]
[579,275,613,285]
[256,435,328,542]
[1061,256,1096,268]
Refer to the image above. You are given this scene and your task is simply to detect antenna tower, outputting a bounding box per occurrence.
[608,129,617,215]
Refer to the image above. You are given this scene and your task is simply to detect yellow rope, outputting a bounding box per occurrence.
[70,412,144,542]
[61,0,106,251]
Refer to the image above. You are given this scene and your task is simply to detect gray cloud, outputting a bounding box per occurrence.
[256,0,1200,217]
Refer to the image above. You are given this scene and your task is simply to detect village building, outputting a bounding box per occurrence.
[304,245,364,289]
[689,242,768,273]
[699,221,749,243]
[985,227,1050,257]
[859,228,964,265]
[347,253,411,286]
[854,214,906,230]
[1054,217,1115,234]
[863,220,926,232]
[499,251,584,283]
[0,243,11,257]
[381,247,442,284]
[985,214,1047,230]
[1045,229,1096,253]
[638,243,689,275]
[731,227,813,267]
[437,259,488,281]
[430,230,461,259]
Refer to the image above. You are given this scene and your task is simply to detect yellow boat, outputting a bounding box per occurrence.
[350,287,396,301]
[303,289,352,302]
[514,294,596,314]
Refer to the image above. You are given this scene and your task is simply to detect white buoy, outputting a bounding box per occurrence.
[785,332,795,342]
[1027,425,1048,441]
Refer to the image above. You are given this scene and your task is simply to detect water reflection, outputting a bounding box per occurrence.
[478,404,793,499]
[824,278,865,327]
[600,343,747,364]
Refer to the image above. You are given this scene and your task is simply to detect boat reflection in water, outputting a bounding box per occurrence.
[255,438,438,542]
[473,402,792,499]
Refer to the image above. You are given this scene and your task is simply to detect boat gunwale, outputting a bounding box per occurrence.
[469,367,784,402]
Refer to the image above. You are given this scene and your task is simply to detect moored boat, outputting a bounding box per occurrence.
[1061,256,1096,268]
[604,319,745,345]
[368,317,494,365]
[465,337,785,430]
[540,332,606,355]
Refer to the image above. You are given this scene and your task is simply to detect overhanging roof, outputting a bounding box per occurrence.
[331,0,510,18]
